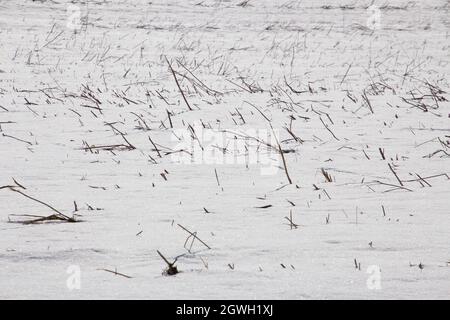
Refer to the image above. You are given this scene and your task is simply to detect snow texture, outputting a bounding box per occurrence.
[0,0,449,299]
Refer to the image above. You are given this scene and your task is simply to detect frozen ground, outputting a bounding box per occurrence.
[0,0,449,299]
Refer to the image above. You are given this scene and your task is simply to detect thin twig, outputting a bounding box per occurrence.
[165,56,193,111]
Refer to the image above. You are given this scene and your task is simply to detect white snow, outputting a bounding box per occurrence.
[0,0,449,299]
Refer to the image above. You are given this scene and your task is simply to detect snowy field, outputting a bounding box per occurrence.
[0,0,449,299]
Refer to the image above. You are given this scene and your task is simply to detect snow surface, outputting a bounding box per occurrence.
[0,0,449,299]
